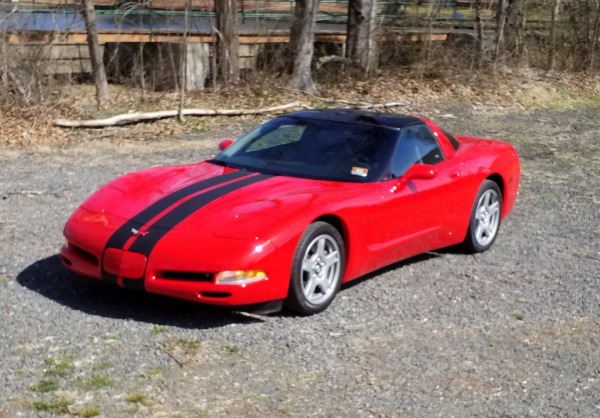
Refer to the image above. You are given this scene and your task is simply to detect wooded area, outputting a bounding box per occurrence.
[1,0,600,105]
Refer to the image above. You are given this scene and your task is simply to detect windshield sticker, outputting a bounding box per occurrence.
[351,167,369,177]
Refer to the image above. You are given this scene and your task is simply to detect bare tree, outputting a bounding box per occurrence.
[474,0,485,69]
[568,0,600,71]
[81,0,109,107]
[288,0,320,94]
[506,0,528,68]
[179,0,190,122]
[346,0,378,77]
[494,0,508,71]
[418,0,442,76]
[215,0,240,88]
[547,0,562,70]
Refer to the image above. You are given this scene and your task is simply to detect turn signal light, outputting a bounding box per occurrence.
[215,270,266,285]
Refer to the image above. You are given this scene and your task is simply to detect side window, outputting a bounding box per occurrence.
[391,124,445,177]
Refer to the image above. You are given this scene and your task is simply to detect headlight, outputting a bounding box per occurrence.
[215,270,267,285]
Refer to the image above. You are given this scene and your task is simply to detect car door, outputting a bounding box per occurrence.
[371,123,463,265]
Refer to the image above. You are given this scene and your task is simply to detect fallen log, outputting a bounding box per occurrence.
[54,102,306,128]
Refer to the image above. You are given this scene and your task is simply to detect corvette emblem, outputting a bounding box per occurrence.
[131,228,149,237]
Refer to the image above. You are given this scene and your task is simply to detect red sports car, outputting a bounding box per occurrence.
[61,109,520,315]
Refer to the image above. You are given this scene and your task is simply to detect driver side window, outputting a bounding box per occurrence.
[391,124,444,178]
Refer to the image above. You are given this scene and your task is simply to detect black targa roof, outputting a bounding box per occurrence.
[283,109,423,130]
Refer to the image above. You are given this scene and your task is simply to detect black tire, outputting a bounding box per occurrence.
[464,180,503,253]
[284,222,345,315]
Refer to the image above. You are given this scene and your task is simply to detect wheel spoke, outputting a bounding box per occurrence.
[302,258,313,274]
[475,221,484,241]
[316,238,326,258]
[483,192,491,207]
[324,250,340,269]
[314,276,327,294]
[488,201,500,215]
[482,223,492,238]
[303,275,317,297]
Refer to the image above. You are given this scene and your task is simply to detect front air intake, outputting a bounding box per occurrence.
[159,271,214,282]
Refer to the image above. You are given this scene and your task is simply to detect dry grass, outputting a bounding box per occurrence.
[1,70,599,148]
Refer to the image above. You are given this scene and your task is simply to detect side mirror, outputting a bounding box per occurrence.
[391,164,437,193]
[403,164,437,181]
[218,138,234,151]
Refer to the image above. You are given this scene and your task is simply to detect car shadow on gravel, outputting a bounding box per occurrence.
[16,255,264,329]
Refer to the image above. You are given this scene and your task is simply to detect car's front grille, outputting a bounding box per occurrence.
[158,270,213,282]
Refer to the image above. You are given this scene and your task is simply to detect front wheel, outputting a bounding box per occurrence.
[284,222,345,315]
[464,180,502,253]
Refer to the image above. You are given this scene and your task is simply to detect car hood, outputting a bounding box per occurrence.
[80,162,346,235]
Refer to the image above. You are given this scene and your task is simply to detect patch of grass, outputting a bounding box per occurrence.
[79,406,101,417]
[119,406,139,414]
[172,338,201,354]
[45,355,76,377]
[126,393,147,404]
[143,367,165,378]
[31,398,73,414]
[224,345,239,355]
[96,361,113,370]
[151,325,166,335]
[30,379,59,393]
[76,375,114,391]
[535,87,600,111]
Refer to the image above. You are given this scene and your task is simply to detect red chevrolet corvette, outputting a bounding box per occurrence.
[61,109,520,315]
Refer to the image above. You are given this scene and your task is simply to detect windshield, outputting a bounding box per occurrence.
[213,116,399,182]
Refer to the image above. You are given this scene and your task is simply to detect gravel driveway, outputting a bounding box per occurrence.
[0,105,599,417]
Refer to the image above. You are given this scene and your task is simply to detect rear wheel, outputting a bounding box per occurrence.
[464,180,502,253]
[285,222,345,315]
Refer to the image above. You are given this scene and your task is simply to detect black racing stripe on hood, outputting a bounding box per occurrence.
[127,173,274,258]
[104,170,249,251]
[100,169,250,284]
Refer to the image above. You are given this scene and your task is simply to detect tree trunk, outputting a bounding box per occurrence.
[418,0,440,76]
[475,0,485,68]
[179,0,190,122]
[587,2,600,71]
[81,0,109,108]
[506,0,528,68]
[346,0,378,77]
[548,0,562,70]
[288,0,320,95]
[494,0,508,72]
[215,0,239,88]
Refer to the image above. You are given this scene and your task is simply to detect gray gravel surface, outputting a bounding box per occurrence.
[0,106,599,417]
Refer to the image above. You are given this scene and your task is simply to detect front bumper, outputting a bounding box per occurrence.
[61,240,289,307]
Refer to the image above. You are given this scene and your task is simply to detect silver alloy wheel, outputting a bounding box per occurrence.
[474,188,501,247]
[300,234,341,305]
